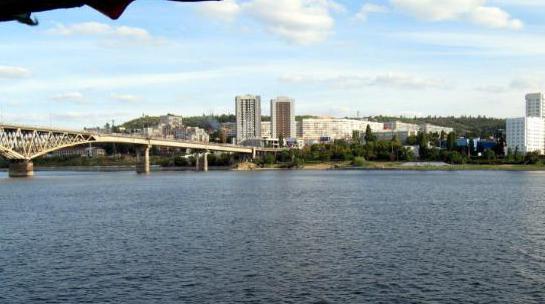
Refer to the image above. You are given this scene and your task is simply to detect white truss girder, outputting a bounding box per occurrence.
[0,126,94,160]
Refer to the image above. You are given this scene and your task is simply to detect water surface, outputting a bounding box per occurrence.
[1,170,544,303]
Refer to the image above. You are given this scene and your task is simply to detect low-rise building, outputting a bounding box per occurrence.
[419,123,454,134]
[384,121,420,135]
[301,118,383,145]
[373,130,412,144]
[175,127,210,142]
[220,122,237,138]
[261,121,272,138]
[49,147,106,158]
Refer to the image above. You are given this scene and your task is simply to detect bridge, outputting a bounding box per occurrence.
[0,124,273,177]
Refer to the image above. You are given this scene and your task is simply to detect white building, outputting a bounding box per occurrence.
[384,121,420,136]
[261,121,272,138]
[301,118,383,145]
[526,93,545,118]
[236,95,261,143]
[373,130,412,143]
[220,122,237,138]
[49,147,106,158]
[419,123,454,134]
[174,127,210,142]
[159,114,183,128]
[159,114,184,138]
[506,117,545,154]
[270,96,296,139]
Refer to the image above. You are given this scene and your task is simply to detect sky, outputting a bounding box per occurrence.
[1,0,545,128]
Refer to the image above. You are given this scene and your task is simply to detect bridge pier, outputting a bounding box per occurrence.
[195,153,200,171]
[9,160,34,178]
[194,151,209,172]
[136,145,151,174]
[203,151,208,172]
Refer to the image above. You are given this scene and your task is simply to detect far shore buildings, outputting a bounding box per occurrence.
[261,121,272,139]
[419,123,454,135]
[300,118,383,145]
[507,93,545,154]
[271,96,296,139]
[49,146,106,158]
[236,94,261,144]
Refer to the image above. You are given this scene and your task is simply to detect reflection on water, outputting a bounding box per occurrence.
[1,170,544,303]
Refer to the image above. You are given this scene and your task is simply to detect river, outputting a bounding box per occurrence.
[1,170,544,303]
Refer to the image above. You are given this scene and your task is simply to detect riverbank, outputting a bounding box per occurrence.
[2,162,545,172]
[299,161,545,171]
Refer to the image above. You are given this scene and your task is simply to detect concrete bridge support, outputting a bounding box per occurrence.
[9,160,34,178]
[194,151,209,172]
[203,151,208,172]
[136,145,151,174]
[195,153,200,171]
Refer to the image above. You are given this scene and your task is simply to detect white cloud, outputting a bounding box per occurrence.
[356,3,389,21]
[470,6,522,29]
[197,0,343,45]
[197,0,241,22]
[48,22,163,46]
[0,66,31,79]
[280,72,444,89]
[390,0,523,29]
[111,94,142,103]
[510,77,543,90]
[50,92,85,103]
[395,31,545,56]
[48,22,112,35]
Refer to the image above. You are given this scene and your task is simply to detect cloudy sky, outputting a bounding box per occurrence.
[1,0,544,128]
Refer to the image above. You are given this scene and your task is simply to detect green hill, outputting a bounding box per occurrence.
[370,115,505,137]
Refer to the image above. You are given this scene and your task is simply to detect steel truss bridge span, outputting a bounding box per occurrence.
[0,123,270,177]
[0,124,255,161]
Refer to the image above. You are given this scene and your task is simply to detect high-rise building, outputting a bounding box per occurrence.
[507,93,545,155]
[526,93,545,118]
[270,96,296,139]
[236,95,261,143]
[506,117,545,154]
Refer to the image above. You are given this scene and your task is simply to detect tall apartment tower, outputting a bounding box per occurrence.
[270,96,296,139]
[236,95,261,143]
[507,92,545,155]
[526,93,545,118]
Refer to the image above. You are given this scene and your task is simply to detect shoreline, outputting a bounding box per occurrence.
[2,162,545,172]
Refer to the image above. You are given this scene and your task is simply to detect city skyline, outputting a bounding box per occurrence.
[1,1,545,128]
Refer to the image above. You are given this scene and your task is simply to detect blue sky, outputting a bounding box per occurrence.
[1,0,545,128]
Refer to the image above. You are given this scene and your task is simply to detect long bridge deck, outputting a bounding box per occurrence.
[0,123,284,177]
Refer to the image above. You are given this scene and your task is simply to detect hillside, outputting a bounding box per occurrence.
[121,114,505,138]
[122,114,319,130]
[370,115,506,137]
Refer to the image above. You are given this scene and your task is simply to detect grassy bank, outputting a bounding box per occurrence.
[301,161,545,171]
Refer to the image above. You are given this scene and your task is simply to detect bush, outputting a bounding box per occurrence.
[353,157,366,167]
[525,151,541,165]
[443,151,466,164]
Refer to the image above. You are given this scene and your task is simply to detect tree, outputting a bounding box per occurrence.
[407,135,418,145]
[447,132,457,151]
[278,135,284,148]
[352,130,361,144]
[364,125,376,143]
[525,151,541,165]
[468,138,475,157]
[483,149,496,163]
